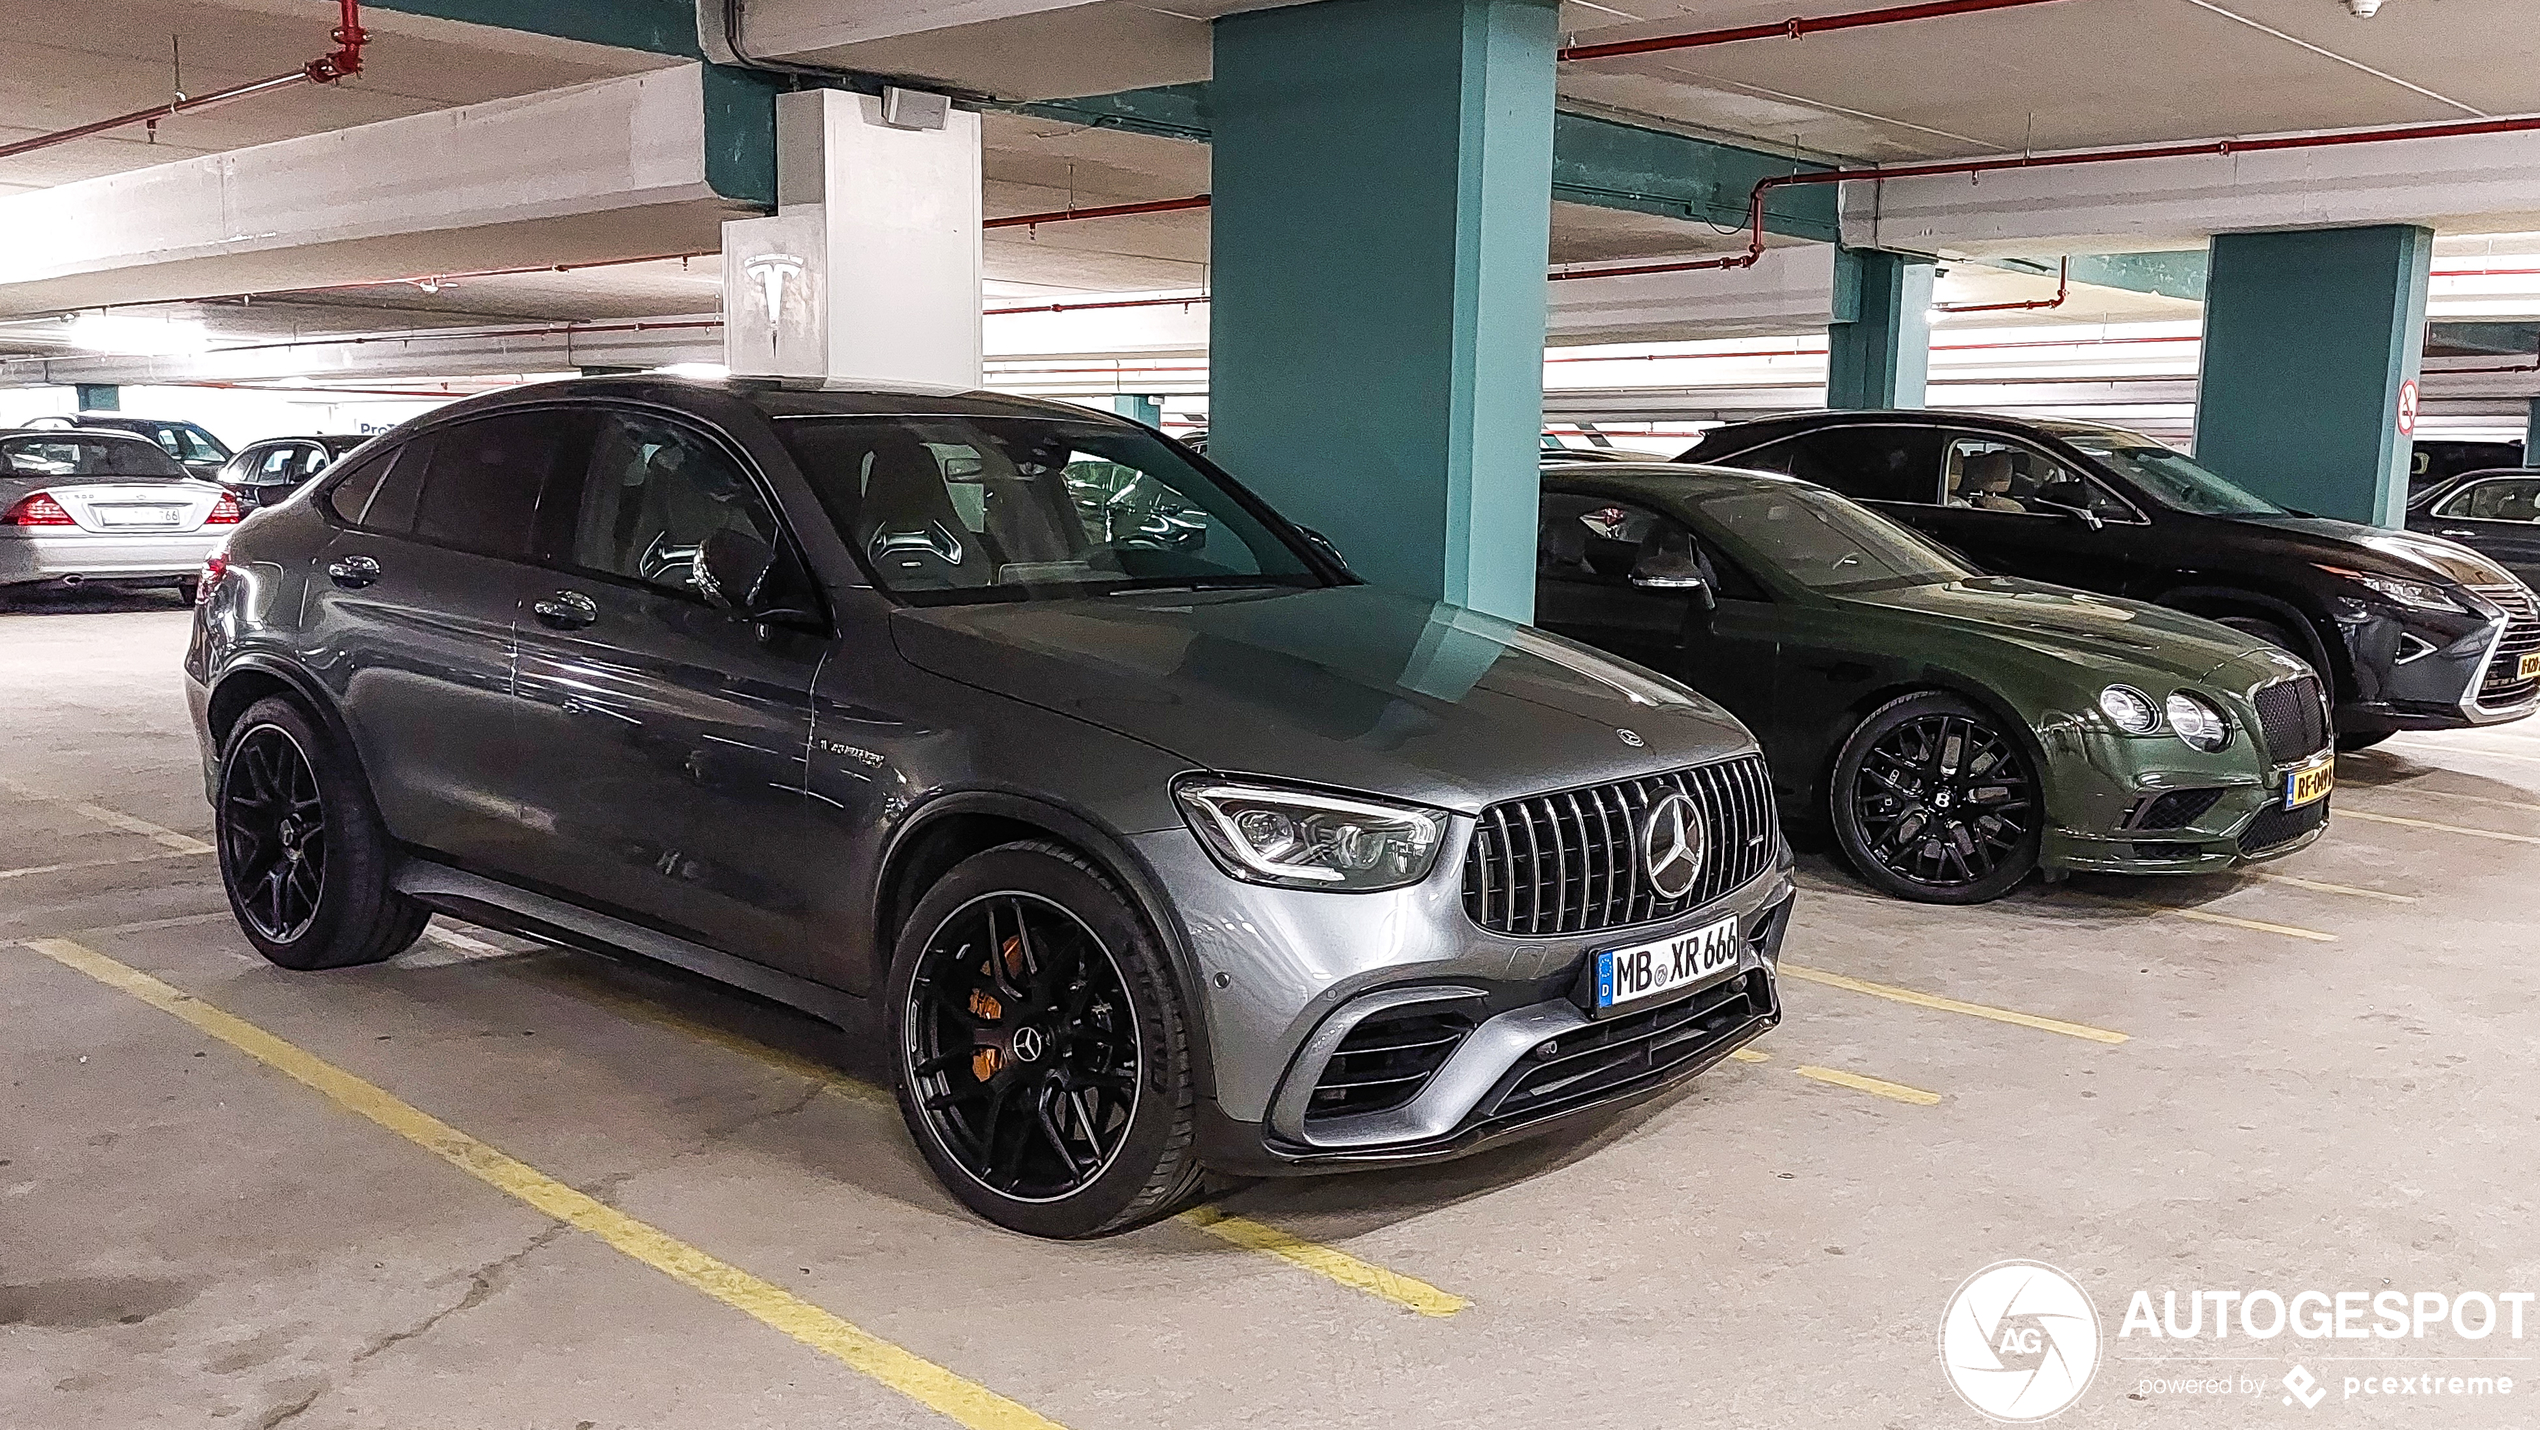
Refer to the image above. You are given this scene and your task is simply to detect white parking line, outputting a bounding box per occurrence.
[0,776,214,855]
[2339,807,2540,847]
[2247,872,2416,904]
[0,848,203,881]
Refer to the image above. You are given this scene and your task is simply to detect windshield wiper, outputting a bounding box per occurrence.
[1104,576,1292,596]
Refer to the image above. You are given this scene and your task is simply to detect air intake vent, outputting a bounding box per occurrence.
[1304,1007,1474,1122]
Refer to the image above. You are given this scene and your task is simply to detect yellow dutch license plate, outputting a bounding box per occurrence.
[2520,651,2540,681]
[2285,757,2335,809]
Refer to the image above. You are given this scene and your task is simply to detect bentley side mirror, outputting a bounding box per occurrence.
[1630,566,1716,610]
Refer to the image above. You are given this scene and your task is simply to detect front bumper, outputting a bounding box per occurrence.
[2336,587,2540,731]
[1130,822,1796,1176]
[0,529,223,586]
[2035,676,2331,876]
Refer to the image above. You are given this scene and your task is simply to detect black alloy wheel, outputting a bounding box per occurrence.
[889,841,1201,1238]
[214,696,429,970]
[1833,692,2042,904]
[220,723,329,943]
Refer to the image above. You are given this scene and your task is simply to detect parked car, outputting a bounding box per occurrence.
[2412,439,2523,498]
[1679,411,2539,749]
[186,376,1794,1237]
[1538,462,2332,902]
[2,430,241,601]
[21,414,233,478]
[2407,468,2540,589]
[217,435,371,510]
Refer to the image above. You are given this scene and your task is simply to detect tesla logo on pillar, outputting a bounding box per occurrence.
[2397,378,2419,437]
[744,253,807,351]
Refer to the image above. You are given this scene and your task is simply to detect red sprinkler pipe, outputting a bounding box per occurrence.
[1936,255,2069,314]
[986,194,1213,230]
[1558,0,2077,63]
[1734,111,2540,268]
[0,0,368,163]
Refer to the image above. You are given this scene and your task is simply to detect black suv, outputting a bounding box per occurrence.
[184,377,1792,1236]
[1681,411,2540,747]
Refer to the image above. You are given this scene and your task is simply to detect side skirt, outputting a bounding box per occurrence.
[393,857,871,1031]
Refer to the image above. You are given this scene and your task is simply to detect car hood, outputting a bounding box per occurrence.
[1850,577,2275,685]
[2218,513,2513,587]
[890,585,1756,814]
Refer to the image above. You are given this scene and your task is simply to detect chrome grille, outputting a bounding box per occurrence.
[2251,674,2330,764]
[2473,584,2540,707]
[1461,755,1777,937]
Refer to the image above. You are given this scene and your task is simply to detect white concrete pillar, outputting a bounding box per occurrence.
[723,88,982,386]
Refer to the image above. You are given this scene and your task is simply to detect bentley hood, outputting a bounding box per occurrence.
[1853,577,2275,685]
[890,585,1756,813]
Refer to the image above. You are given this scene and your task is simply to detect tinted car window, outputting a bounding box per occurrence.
[2440,478,2540,522]
[1687,484,1970,593]
[775,414,1320,602]
[410,414,569,558]
[1538,493,1768,601]
[562,412,782,595]
[1944,434,2137,520]
[2060,432,2282,516]
[327,441,431,535]
[1731,426,1941,504]
[1,436,188,478]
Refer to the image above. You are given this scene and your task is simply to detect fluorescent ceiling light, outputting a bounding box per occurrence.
[67,314,209,356]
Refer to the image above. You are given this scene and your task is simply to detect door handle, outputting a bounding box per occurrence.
[533,590,599,630]
[325,554,380,588]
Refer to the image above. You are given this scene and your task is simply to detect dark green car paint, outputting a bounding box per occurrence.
[1539,465,2330,878]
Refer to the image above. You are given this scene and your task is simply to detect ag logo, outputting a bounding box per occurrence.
[1940,1261,2101,1422]
[1640,792,1704,900]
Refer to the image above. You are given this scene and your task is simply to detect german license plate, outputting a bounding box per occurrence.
[2520,652,2540,681]
[96,505,178,528]
[1596,914,1740,1012]
[2285,754,2334,809]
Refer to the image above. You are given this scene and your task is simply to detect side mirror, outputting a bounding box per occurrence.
[2034,480,2105,530]
[697,528,821,629]
[1296,526,1352,575]
[1631,568,1716,609]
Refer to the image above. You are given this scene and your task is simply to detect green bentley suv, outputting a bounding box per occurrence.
[1539,463,2334,903]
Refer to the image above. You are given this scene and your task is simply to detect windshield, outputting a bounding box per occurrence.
[2062,431,2283,516]
[775,414,1325,603]
[1686,482,1970,592]
[1,436,189,479]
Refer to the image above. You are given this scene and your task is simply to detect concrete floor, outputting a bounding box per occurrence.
[5,587,2538,1429]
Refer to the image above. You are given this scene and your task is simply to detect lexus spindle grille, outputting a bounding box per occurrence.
[1461,755,1776,938]
[2251,674,2331,764]
[2473,584,2540,708]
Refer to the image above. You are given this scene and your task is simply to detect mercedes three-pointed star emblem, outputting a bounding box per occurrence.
[1641,792,1705,900]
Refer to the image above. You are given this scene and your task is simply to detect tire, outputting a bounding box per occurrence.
[2337,729,2396,752]
[1830,691,2043,905]
[887,840,1201,1238]
[215,697,428,970]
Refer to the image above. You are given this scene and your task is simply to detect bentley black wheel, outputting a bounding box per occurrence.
[1832,692,2042,904]
[215,696,428,970]
[889,841,1200,1238]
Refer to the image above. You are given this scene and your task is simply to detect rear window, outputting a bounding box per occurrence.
[0,436,188,479]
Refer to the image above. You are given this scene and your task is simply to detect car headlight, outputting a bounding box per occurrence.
[2164,692,2231,752]
[2099,685,2160,734]
[1173,777,1447,891]
[2316,564,2466,614]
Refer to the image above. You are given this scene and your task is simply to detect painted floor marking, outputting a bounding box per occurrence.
[1777,963,2129,1045]
[17,937,1071,1430]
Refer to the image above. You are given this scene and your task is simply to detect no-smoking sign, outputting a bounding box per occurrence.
[2397,378,2420,437]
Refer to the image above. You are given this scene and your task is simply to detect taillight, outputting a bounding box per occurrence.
[197,552,230,603]
[205,491,243,525]
[1,491,75,526]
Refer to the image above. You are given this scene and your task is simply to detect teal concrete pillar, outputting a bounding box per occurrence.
[1826,249,1932,410]
[1111,394,1162,427]
[2194,225,2433,527]
[1210,0,1559,623]
[2526,397,2539,454]
[74,384,119,411]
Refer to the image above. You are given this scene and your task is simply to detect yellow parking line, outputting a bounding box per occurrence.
[2158,906,2338,942]
[2387,738,2540,766]
[1728,1047,1770,1063]
[0,848,201,881]
[2363,787,2540,818]
[1174,1206,1470,1317]
[545,972,1468,1314]
[2339,807,2540,847]
[17,937,1067,1430]
[1792,1065,1941,1106]
[1777,963,2129,1045]
[2248,872,2416,904]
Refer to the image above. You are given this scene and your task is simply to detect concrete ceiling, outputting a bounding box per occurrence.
[0,0,679,195]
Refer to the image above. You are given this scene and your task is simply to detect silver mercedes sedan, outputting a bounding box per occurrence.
[1,429,240,601]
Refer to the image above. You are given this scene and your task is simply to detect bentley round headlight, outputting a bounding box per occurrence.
[2099,685,2160,734]
[2164,692,2230,752]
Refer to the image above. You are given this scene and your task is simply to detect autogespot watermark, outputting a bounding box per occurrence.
[1940,1265,2535,1419]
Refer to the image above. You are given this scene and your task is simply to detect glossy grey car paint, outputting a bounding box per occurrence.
[186,376,1791,1175]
